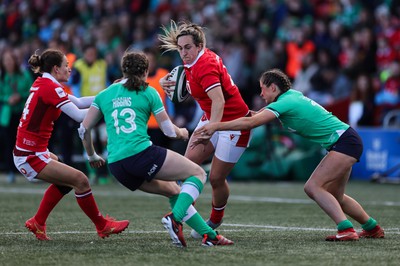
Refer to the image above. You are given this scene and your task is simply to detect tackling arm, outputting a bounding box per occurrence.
[79,106,105,167]
[60,102,88,122]
[155,110,188,140]
[68,94,95,109]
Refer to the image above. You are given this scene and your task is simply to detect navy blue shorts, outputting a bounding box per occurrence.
[328,127,363,161]
[108,145,167,191]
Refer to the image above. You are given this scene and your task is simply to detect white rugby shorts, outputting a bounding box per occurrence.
[13,148,52,181]
[195,118,252,163]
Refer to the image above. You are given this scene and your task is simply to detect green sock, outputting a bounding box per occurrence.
[172,176,204,222]
[183,176,204,193]
[172,193,194,222]
[186,212,217,239]
[337,219,353,231]
[362,217,377,231]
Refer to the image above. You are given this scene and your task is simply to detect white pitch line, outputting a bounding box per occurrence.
[4,224,400,236]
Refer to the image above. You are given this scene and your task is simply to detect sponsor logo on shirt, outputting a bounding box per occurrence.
[23,138,36,146]
[55,87,67,98]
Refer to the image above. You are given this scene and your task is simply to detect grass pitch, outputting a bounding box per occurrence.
[0,175,399,266]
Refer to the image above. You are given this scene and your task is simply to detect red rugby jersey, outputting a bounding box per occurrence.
[184,48,249,122]
[16,73,70,152]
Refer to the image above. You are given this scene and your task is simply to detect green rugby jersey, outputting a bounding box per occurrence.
[266,89,349,149]
[92,80,164,163]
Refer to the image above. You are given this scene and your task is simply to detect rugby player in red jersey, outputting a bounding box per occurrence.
[159,21,252,239]
[13,49,129,240]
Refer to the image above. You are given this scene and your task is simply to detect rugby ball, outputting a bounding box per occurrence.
[167,65,189,103]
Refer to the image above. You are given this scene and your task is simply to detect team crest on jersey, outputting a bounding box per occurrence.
[55,87,67,98]
[230,134,235,140]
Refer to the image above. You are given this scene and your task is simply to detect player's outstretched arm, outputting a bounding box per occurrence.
[79,106,106,168]
[155,110,188,140]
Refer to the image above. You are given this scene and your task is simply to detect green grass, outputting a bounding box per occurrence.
[0,176,399,266]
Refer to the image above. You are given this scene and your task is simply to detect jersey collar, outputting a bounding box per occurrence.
[184,48,205,68]
[42,72,63,87]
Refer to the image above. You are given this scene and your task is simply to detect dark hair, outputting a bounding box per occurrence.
[260,68,292,93]
[121,51,149,92]
[28,49,64,74]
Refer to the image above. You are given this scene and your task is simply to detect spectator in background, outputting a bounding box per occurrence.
[71,43,109,184]
[72,43,107,97]
[312,19,332,51]
[292,51,318,96]
[374,4,399,50]
[250,37,287,109]
[349,73,376,127]
[375,60,400,123]
[285,26,315,80]
[144,46,171,148]
[308,48,337,105]
[338,34,358,78]
[351,26,377,76]
[376,36,397,74]
[0,48,32,183]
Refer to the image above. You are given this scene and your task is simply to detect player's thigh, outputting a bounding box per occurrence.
[38,160,89,190]
[185,133,215,164]
[139,179,180,197]
[185,118,216,164]
[156,149,206,182]
[308,151,355,195]
[208,131,247,182]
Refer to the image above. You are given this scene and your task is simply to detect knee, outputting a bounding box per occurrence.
[194,166,207,185]
[73,171,91,191]
[208,174,226,188]
[304,181,317,200]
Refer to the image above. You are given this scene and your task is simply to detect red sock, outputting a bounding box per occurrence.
[209,204,226,224]
[34,184,65,225]
[75,190,106,229]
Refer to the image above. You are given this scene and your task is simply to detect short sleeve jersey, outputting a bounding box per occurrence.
[184,48,249,121]
[92,81,164,163]
[16,73,70,152]
[266,89,349,149]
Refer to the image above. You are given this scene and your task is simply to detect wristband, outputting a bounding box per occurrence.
[88,152,101,162]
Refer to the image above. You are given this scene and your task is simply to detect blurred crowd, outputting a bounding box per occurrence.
[1,0,400,179]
